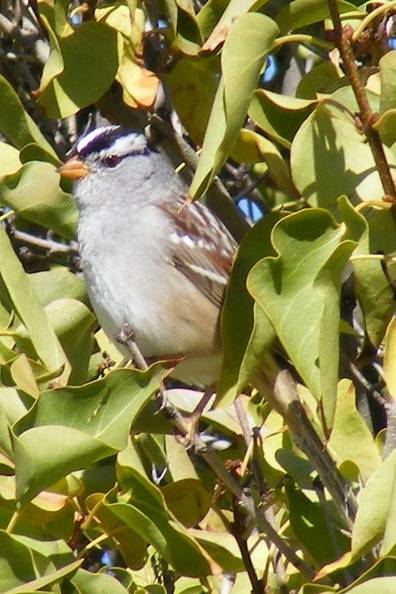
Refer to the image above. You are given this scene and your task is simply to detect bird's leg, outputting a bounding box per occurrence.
[116,323,148,370]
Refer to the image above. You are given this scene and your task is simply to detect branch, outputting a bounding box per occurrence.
[11,229,78,254]
[254,363,357,530]
[327,0,396,202]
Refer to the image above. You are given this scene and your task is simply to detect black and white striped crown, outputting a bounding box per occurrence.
[72,126,149,159]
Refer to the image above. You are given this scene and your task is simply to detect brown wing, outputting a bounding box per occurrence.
[160,195,237,308]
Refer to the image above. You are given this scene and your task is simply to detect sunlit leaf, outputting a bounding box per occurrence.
[0,226,70,384]
[38,23,118,118]
[0,161,77,239]
[190,13,279,198]
[248,209,356,426]
[351,449,396,559]
[328,380,381,482]
[13,366,165,505]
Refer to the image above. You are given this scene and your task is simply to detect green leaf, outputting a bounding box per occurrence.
[0,530,81,594]
[0,161,77,239]
[285,479,347,565]
[331,578,396,594]
[71,568,130,594]
[0,387,27,459]
[248,89,316,148]
[116,446,217,576]
[0,143,21,178]
[296,61,341,99]
[384,317,396,400]
[0,75,57,156]
[328,380,381,482]
[190,13,279,198]
[110,500,214,576]
[231,128,298,197]
[19,143,61,167]
[275,0,357,34]
[380,51,396,115]
[166,56,219,145]
[373,109,396,147]
[37,14,64,95]
[351,449,396,559]
[39,23,118,118]
[247,209,356,426]
[162,479,211,527]
[14,299,95,385]
[199,0,269,50]
[351,207,396,348]
[0,226,70,383]
[29,268,87,308]
[218,214,280,405]
[291,101,396,208]
[85,492,148,569]
[165,434,198,481]
[10,354,39,398]
[13,366,165,505]
[196,0,233,39]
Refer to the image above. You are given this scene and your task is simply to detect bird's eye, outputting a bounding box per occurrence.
[102,154,121,168]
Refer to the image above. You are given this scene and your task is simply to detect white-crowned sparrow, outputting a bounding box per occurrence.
[59,125,237,385]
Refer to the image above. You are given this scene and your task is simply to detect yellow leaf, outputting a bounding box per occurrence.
[384,316,396,400]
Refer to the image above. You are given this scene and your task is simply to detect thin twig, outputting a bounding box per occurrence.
[234,396,252,446]
[11,229,78,254]
[231,497,263,594]
[327,0,396,201]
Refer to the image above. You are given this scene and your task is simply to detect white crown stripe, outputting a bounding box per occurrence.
[108,134,147,157]
[76,128,112,153]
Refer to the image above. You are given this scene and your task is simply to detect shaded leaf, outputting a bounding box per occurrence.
[0,75,57,156]
[231,129,298,197]
[166,56,219,145]
[249,89,316,148]
[218,214,281,405]
[162,479,211,527]
[351,207,396,348]
[85,492,148,569]
[116,445,218,576]
[285,479,347,566]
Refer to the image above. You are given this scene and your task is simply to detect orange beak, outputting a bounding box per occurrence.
[58,157,89,180]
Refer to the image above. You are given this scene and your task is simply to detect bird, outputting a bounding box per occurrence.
[59,125,238,387]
